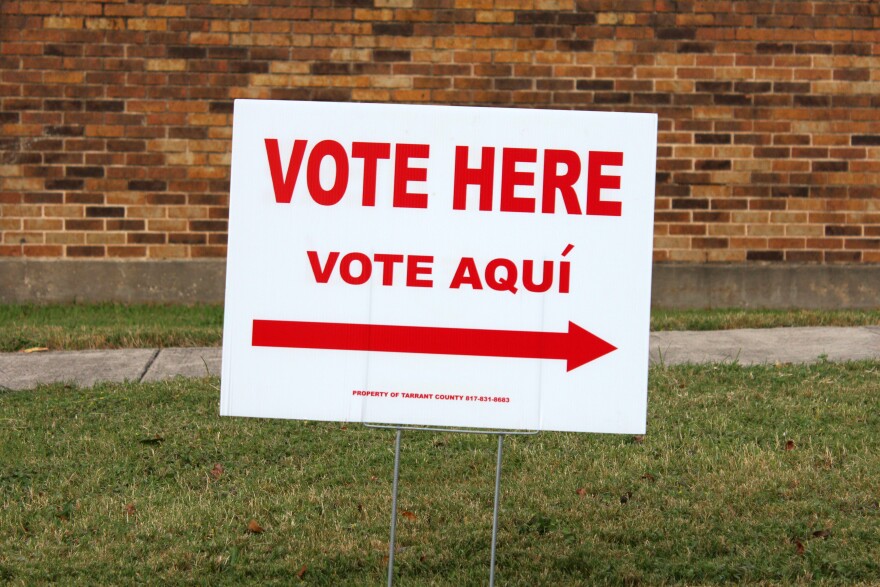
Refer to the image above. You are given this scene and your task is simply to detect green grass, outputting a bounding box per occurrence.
[651,308,880,332]
[0,304,223,352]
[1,304,879,352]
[1,362,878,585]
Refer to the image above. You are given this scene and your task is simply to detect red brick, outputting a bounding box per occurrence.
[0,3,874,264]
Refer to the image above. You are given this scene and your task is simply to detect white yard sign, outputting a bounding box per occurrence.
[221,100,657,434]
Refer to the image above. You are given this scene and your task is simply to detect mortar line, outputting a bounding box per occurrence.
[138,349,161,383]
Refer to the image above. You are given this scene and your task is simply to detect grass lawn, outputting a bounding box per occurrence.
[1,304,879,352]
[0,304,223,352]
[1,362,878,585]
[649,308,880,332]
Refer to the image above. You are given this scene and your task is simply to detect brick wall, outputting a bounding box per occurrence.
[1,0,879,264]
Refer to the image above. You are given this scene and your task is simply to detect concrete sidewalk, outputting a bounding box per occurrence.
[1,326,878,391]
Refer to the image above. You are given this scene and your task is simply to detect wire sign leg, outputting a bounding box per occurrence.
[489,434,504,587]
[387,428,402,587]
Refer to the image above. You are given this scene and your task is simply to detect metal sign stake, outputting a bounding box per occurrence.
[387,428,402,587]
[489,434,504,587]
[370,424,536,586]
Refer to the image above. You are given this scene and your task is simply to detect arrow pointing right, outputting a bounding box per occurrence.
[252,319,617,372]
[561,321,618,371]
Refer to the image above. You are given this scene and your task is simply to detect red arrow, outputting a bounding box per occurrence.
[252,319,616,371]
